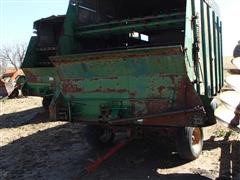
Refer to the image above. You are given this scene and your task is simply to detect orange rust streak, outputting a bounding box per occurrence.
[143,113,188,126]
[51,47,183,63]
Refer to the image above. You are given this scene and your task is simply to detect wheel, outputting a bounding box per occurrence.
[176,127,203,161]
[84,125,115,147]
[42,96,53,110]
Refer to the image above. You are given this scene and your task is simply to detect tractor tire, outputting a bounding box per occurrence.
[176,127,203,161]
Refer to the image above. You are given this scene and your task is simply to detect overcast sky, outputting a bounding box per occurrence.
[0,0,239,56]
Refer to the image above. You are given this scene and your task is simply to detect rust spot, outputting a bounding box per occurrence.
[129,92,137,98]
[90,77,118,81]
[169,75,177,85]
[61,80,84,93]
[105,88,127,93]
[158,86,165,95]
[51,47,183,64]
[175,76,203,109]
[107,77,118,80]
[91,88,128,94]
[143,113,188,126]
[145,100,170,114]
[61,81,136,95]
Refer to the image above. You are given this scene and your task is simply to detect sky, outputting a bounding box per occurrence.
[0,0,68,46]
[0,0,239,56]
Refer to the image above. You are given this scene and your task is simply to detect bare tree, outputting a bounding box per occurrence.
[0,44,26,70]
[0,64,4,75]
[0,54,7,75]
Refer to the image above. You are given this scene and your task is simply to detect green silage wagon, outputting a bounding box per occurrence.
[24,0,224,160]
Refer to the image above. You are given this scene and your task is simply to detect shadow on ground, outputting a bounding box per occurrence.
[0,111,239,180]
[0,107,46,129]
[0,123,211,180]
[82,137,213,180]
[204,133,240,179]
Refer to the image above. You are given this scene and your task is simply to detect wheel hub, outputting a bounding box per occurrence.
[192,127,201,145]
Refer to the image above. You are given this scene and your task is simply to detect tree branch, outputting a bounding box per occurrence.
[0,44,26,70]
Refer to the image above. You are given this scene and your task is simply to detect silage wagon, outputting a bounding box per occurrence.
[23,0,224,160]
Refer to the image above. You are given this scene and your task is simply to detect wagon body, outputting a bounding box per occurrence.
[19,0,224,160]
[48,0,223,127]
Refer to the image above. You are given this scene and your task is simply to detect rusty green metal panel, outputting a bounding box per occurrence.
[47,0,222,127]
[22,0,223,127]
[22,67,58,96]
[51,46,207,125]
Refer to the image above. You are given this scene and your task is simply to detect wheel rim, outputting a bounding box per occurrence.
[191,127,202,153]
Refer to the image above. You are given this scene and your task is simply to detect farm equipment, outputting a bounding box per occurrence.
[23,0,224,160]
[21,15,65,109]
[0,69,25,99]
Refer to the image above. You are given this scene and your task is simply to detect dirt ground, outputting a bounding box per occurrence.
[0,97,239,180]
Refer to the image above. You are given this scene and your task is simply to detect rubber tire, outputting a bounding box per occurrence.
[42,96,53,111]
[84,125,115,147]
[176,127,203,161]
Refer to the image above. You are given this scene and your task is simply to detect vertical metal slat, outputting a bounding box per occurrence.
[191,0,201,94]
[220,21,224,87]
[207,5,214,96]
[200,0,208,96]
[212,11,219,93]
[216,17,221,92]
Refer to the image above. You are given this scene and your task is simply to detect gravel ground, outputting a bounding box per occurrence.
[0,97,239,180]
